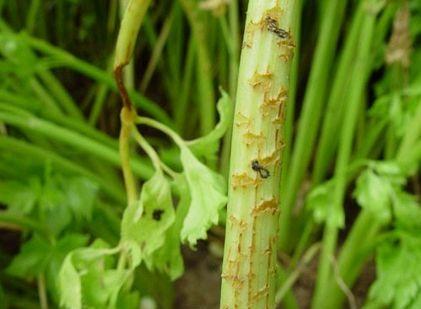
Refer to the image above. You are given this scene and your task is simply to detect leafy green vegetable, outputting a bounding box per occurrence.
[353,161,406,224]
[146,174,190,280]
[364,170,421,309]
[64,177,99,221]
[0,173,99,235]
[180,146,227,245]
[59,240,123,309]
[58,251,82,309]
[306,181,344,228]
[354,169,394,223]
[7,234,88,279]
[0,177,41,214]
[121,170,175,259]
[393,192,421,233]
[188,90,233,157]
[365,234,421,309]
[7,234,88,302]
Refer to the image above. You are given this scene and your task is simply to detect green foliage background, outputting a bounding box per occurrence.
[0,0,420,308]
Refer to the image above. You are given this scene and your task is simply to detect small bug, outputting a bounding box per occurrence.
[266,16,290,39]
[251,160,270,179]
[152,209,164,221]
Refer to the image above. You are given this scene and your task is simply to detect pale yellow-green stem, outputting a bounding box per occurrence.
[220,0,296,308]
[114,0,152,205]
[119,106,137,206]
[114,0,152,70]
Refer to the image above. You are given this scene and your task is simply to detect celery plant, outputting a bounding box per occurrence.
[220,1,297,307]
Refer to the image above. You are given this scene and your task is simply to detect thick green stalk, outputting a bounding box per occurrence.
[228,0,240,99]
[219,0,241,176]
[179,0,215,135]
[311,5,377,308]
[278,0,302,251]
[312,3,364,184]
[114,0,152,71]
[220,1,296,308]
[289,1,365,266]
[118,0,136,91]
[174,39,195,132]
[278,0,347,251]
[25,0,40,33]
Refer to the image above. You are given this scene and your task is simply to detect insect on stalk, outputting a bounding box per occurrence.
[251,159,270,179]
[266,16,290,39]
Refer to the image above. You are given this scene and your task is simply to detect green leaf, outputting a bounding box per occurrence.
[306,181,344,228]
[39,175,99,234]
[0,178,41,214]
[188,90,233,157]
[354,169,393,224]
[393,192,421,233]
[365,234,421,309]
[60,253,82,309]
[6,234,88,280]
[370,161,405,186]
[82,269,127,308]
[46,234,90,302]
[59,241,122,309]
[39,177,73,234]
[354,161,409,225]
[6,236,50,278]
[146,175,190,280]
[0,171,100,235]
[121,170,175,259]
[180,146,227,245]
[64,177,99,221]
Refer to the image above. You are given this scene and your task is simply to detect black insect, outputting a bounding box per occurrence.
[251,160,270,179]
[266,16,290,39]
[152,209,165,221]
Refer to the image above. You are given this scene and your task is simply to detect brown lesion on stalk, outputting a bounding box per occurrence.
[276,35,296,62]
[251,284,270,302]
[242,131,265,147]
[252,198,279,215]
[264,234,278,306]
[247,213,258,305]
[271,100,287,125]
[243,20,260,48]
[242,5,284,49]
[258,149,280,166]
[234,112,251,128]
[236,231,243,256]
[221,273,245,289]
[114,64,134,110]
[222,232,246,292]
[229,215,248,231]
[264,6,284,21]
[248,71,273,92]
[264,6,296,64]
[232,172,262,189]
[260,86,288,115]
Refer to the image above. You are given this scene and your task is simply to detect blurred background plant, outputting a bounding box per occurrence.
[0,0,420,308]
